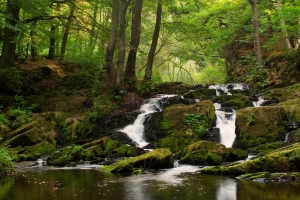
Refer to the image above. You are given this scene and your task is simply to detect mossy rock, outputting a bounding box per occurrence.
[114,144,140,157]
[0,147,15,175]
[183,87,216,99]
[213,93,253,110]
[1,118,55,148]
[225,148,248,162]
[18,141,56,161]
[262,83,300,103]
[82,137,120,157]
[155,132,198,153]
[288,129,300,143]
[247,141,289,155]
[201,143,300,175]
[234,106,287,149]
[49,145,94,166]
[154,82,190,94]
[102,148,174,173]
[162,100,215,132]
[174,141,228,165]
[278,98,300,122]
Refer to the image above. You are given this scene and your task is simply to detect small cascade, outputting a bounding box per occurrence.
[214,103,237,148]
[209,83,248,96]
[120,95,174,148]
[252,96,266,107]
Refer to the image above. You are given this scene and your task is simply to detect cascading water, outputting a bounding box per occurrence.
[252,96,266,107]
[120,95,174,148]
[214,103,236,147]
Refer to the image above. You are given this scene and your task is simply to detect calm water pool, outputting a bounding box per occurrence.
[1,164,300,200]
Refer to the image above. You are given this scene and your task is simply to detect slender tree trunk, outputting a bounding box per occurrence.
[30,21,38,61]
[116,0,131,85]
[0,0,20,67]
[89,4,98,52]
[249,0,263,66]
[47,25,56,59]
[144,1,162,82]
[124,0,143,89]
[105,0,120,81]
[60,5,75,61]
[277,0,292,51]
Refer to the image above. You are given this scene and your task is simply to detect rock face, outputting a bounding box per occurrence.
[174,141,247,166]
[102,148,174,173]
[234,106,287,149]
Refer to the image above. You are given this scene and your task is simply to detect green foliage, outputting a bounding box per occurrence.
[247,112,255,126]
[244,65,267,88]
[137,80,154,96]
[89,96,117,122]
[195,64,228,84]
[185,113,209,138]
[0,148,15,175]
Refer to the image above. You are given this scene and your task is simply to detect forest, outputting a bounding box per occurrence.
[1,0,300,185]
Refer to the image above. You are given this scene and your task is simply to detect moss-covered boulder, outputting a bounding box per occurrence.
[201,143,300,175]
[49,145,94,166]
[278,98,300,123]
[0,148,15,175]
[154,82,190,94]
[287,129,300,143]
[102,148,174,173]
[1,118,56,148]
[234,106,287,149]
[82,136,120,157]
[114,144,141,157]
[262,83,300,103]
[212,93,253,110]
[247,141,289,155]
[174,141,247,165]
[183,87,216,100]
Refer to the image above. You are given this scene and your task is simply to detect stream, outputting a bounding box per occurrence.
[1,165,300,200]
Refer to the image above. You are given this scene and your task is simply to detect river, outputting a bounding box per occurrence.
[1,164,300,200]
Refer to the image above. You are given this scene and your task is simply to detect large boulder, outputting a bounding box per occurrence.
[102,148,174,173]
[154,100,216,153]
[212,93,253,110]
[233,106,287,149]
[174,141,247,165]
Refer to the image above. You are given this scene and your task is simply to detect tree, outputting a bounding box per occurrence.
[144,0,162,82]
[105,0,119,81]
[248,0,263,66]
[0,0,21,67]
[124,0,143,89]
[60,3,75,61]
[116,0,132,85]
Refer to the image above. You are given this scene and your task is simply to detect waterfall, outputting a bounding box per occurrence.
[120,95,174,148]
[214,103,236,148]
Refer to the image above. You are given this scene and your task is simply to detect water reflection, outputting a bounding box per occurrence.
[217,179,237,200]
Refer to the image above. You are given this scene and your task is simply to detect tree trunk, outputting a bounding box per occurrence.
[249,0,263,66]
[0,0,20,67]
[60,5,75,61]
[144,1,162,82]
[124,0,143,89]
[277,0,292,51]
[105,0,120,81]
[116,0,131,85]
[47,25,56,59]
[30,21,38,61]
